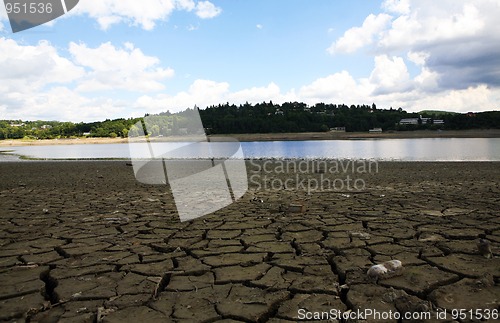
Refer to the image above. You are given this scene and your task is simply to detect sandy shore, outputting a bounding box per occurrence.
[1,129,499,147]
[0,137,129,147]
[217,129,500,142]
[0,161,499,322]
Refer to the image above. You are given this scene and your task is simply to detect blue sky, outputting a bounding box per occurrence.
[0,0,499,122]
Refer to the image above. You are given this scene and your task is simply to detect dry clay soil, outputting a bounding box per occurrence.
[0,160,499,322]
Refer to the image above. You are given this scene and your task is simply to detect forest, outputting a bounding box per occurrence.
[1,102,499,139]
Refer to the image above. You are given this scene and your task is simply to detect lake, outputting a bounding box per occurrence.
[1,138,500,161]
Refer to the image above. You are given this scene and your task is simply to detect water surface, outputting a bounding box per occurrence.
[1,138,499,161]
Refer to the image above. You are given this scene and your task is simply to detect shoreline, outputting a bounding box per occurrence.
[0,129,499,146]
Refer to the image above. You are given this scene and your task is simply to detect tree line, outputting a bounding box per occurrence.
[1,102,499,140]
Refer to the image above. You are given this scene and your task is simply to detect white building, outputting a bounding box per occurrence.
[399,118,419,125]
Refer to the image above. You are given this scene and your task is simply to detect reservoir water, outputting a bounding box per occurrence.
[1,138,499,161]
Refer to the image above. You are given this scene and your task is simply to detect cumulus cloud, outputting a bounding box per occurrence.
[299,71,361,101]
[369,55,411,94]
[0,3,7,22]
[327,13,392,54]
[227,83,282,103]
[71,0,221,30]
[69,42,174,92]
[135,81,298,115]
[175,0,196,11]
[382,0,410,15]
[413,85,499,113]
[327,0,500,105]
[127,46,499,116]
[2,1,499,122]
[135,79,228,113]
[379,3,485,50]
[195,1,222,19]
[294,50,499,114]
[0,38,176,121]
[384,1,499,91]
[0,38,85,92]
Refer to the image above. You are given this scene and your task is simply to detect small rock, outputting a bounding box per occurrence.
[71,292,82,299]
[96,306,115,323]
[477,239,492,259]
[349,231,371,240]
[289,203,305,213]
[367,260,403,281]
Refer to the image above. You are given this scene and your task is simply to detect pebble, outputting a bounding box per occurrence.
[367,260,403,281]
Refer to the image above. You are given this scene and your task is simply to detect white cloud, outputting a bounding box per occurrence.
[0,38,175,121]
[379,2,485,50]
[227,83,293,104]
[134,81,299,115]
[369,55,411,94]
[2,0,500,123]
[299,71,361,101]
[328,0,500,99]
[256,24,263,29]
[411,85,498,113]
[72,0,173,30]
[0,3,7,21]
[0,38,84,92]
[382,0,410,15]
[327,13,392,54]
[175,0,196,11]
[132,65,499,117]
[195,1,222,19]
[330,1,499,63]
[71,0,221,30]
[295,52,499,114]
[381,1,499,91]
[406,51,429,66]
[69,42,174,92]
[136,79,229,113]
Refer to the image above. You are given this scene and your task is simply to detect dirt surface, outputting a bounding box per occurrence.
[0,160,499,322]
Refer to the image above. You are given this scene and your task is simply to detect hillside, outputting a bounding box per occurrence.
[1,102,499,140]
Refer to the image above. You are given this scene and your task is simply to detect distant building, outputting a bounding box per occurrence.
[10,123,25,127]
[399,116,444,125]
[330,127,346,132]
[83,132,91,136]
[369,128,383,133]
[41,125,52,130]
[399,118,419,125]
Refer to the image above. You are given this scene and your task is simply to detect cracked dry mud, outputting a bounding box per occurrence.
[0,160,499,322]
